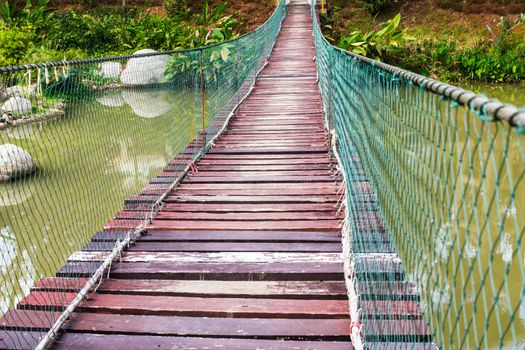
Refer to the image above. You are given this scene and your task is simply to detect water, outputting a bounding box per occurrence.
[462,82,525,107]
[378,82,525,349]
[0,87,197,313]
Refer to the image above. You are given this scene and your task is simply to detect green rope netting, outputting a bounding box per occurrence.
[312,4,525,349]
[0,2,286,348]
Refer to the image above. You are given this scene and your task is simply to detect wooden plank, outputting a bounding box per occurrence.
[145,220,341,232]
[183,175,341,183]
[78,294,350,318]
[127,242,343,252]
[360,300,423,319]
[0,310,59,330]
[363,319,432,342]
[148,211,342,221]
[32,277,89,292]
[174,188,338,196]
[0,331,41,350]
[140,230,341,242]
[165,195,340,203]
[96,279,347,299]
[53,334,353,350]
[109,262,345,281]
[186,170,336,177]
[159,203,338,212]
[65,313,351,339]
[177,182,339,190]
[69,252,342,264]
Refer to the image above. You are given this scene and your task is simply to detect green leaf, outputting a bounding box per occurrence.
[213,28,224,41]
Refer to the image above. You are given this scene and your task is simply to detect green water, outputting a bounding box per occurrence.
[0,88,197,313]
[380,83,525,349]
[463,82,525,107]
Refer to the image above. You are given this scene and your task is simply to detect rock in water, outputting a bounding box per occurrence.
[2,97,32,115]
[99,61,122,79]
[120,49,170,86]
[0,144,36,181]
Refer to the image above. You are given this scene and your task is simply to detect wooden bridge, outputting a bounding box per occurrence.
[0,5,431,350]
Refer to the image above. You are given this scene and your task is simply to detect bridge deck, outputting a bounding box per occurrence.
[0,5,432,350]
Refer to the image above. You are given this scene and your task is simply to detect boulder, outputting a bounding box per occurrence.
[2,97,32,115]
[98,61,122,79]
[120,49,170,86]
[5,86,23,98]
[0,144,36,181]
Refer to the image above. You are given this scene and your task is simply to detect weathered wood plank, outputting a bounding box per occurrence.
[145,220,341,232]
[53,334,353,350]
[140,230,341,242]
[159,203,339,212]
[65,313,351,339]
[96,279,347,298]
[78,294,350,318]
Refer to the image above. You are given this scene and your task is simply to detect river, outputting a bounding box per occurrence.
[0,87,197,313]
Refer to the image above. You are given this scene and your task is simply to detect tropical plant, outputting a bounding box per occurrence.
[0,0,50,27]
[338,14,413,58]
[360,0,388,15]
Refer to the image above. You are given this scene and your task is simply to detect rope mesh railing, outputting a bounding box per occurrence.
[0,1,286,348]
[312,3,525,349]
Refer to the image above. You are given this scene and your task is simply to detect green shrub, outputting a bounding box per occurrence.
[0,24,35,66]
[338,14,413,58]
[164,0,190,19]
[360,0,388,15]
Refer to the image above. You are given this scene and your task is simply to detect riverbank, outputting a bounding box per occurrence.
[322,0,525,85]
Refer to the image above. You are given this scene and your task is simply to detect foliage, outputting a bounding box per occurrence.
[338,14,413,58]
[0,0,242,67]
[360,0,388,15]
[333,7,525,83]
[165,44,235,84]
[0,0,50,27]
[164,0,190,19]
[0,24,35,66]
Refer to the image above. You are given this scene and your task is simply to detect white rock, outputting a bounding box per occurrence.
[2,97,32,115]
[120,49,170,86]
[98,61,122,79]
[121,89,173,118]
[0,144,36,181]
[5,86,23,97]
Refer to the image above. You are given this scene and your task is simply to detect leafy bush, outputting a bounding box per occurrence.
[164,0,190,19]
[360,0,388,15]
[338,14,413,58]
[0,24,35,66]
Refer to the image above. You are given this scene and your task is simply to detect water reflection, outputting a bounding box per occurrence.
[0,86,196,314]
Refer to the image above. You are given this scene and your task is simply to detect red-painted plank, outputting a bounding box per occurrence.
[96,279,347,298]
[79,294,350,318]
[65,313,351,339]
[141,230,341,242]
[145,220,341,231]
[53,334,353,350]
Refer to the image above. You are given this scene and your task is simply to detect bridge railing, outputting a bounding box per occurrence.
[0,1,286,348]
[311,2,525,349]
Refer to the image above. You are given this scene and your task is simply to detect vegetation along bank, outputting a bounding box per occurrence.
[321,0,525,84]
